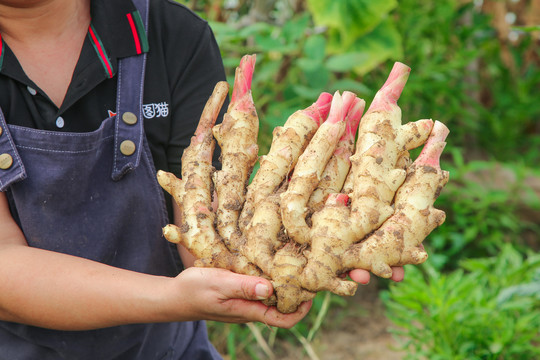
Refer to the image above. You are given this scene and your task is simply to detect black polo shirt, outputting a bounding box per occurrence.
[0,0,227,179]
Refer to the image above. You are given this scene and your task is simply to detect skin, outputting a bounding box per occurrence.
[350,267,404,284]
[0,0,91,107]
[0,0,400,331]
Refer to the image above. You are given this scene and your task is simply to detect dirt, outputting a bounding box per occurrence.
[276,279,406,360]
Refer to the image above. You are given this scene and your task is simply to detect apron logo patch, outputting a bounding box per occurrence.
[106,102,169,120]
[143,102,169,119]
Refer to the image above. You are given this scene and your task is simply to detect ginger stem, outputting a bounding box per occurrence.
[239,92,332,231]
[281,91,353,245]
[213,55,259,243]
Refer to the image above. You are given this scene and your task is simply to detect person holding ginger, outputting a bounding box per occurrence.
[0,0,403,358]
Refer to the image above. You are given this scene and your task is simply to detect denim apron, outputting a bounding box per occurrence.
[0,0,221,358]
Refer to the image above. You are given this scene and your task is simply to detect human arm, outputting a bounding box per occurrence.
[0,193,310,330]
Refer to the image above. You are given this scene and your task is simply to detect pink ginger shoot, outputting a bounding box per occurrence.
[342,95,365,142]
[368,62,411,113]
[414,121,449,168]
[230,54,256,112]
[302,92,333,126]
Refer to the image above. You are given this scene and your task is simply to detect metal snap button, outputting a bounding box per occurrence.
[120,140,136,156]
[122,112,138,125]
[0,153,13,170]
[0,126,2,136]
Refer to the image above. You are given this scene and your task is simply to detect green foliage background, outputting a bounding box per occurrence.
[177,0,540,358]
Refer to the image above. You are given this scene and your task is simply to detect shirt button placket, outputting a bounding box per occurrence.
[56,116,65,128]
[27,86,37,96]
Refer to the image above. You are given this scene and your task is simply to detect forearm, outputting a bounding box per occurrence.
[0,244,176,331]
[0,190,310,332]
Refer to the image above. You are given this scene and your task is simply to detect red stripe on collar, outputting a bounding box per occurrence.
[0,34,4,71]
[126,13,142,55]
[88,24,114,79]
[126,10,149,55]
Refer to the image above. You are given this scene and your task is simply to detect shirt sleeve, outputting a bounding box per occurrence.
[166,19,228,178]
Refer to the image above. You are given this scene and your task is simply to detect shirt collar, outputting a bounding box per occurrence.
[88,0,149,78]
[90,0,149,58]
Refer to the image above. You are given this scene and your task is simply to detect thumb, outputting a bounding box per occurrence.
[219,270,273,301]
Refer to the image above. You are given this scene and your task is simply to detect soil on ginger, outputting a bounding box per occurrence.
[276,279,406,360]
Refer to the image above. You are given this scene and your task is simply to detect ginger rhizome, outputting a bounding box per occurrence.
[157,55,450,313]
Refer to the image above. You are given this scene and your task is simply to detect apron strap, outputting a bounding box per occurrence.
[0,109,26,192]
[112,0,149,181]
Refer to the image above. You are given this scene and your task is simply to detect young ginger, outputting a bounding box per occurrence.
[299,63,435,296]
[347,63,433,240]
[157,81,260,277]
[157,55,450,314]
[280,91,359,245]
[342,120,449,278]
[213,54,259,245]
[307,96,365,213]
[239,92,332,231]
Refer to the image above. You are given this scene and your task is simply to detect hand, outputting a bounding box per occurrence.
[169,267,312,328]
[348,266,405,284]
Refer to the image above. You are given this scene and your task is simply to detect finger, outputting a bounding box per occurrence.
[390,266,405,282]
[214,269,274,301]
[261,300,313,329]
[348,269,371,285]
[213,297,312,328]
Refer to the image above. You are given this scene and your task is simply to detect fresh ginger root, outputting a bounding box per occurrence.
[280,91,359,245]
[157,55,450,314]
[342,120,449,278]
[213,54,259,246]
[156,80,260,277]
[239,91,332,231]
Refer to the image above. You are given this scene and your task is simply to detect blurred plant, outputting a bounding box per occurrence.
[179,0,403,153]
[383,244,540,359]
[384,0,540,164]
[305,0,402,75]
[425,148,540,271]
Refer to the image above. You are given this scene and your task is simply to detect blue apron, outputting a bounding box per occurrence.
[0,0,222,358]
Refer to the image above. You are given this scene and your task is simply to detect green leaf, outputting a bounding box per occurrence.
[297,58,324,73]
[292,84,326,100]
[489,342,504,354]
[306,0,398,47]
[329,79,372,96]
[303,34,327,61]
[282,14,311,43]
[253,34,284,52]
[497,282,540,305]
[326,52,371,72]
[238,22,274,38]
[512,25,540,33]
[327,19,403,75]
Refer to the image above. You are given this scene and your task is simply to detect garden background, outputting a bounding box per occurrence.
[177,0,540,359]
